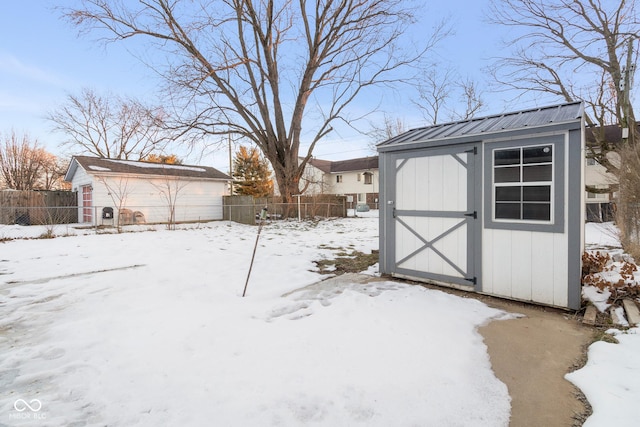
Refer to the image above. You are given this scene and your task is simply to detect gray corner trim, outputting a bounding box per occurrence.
[566,127,584,309]
[483,134,566,233]
[378,152,394,274]
[472,143,483,293]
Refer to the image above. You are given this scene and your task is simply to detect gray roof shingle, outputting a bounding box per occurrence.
[307,156,378,173]
[66,156,230,181]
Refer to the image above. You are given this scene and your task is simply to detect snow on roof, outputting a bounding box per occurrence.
[88,165,112,172]
[66,156,230,181]
[105,159,207,173]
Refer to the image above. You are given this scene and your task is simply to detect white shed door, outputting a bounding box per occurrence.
[390,145,479,288]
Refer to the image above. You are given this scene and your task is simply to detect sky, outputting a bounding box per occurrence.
[0,0,576,173]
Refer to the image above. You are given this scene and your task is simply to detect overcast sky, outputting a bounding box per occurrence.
[0,0,571,172]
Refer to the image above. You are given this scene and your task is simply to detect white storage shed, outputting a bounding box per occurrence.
[377,102,585,310]
[65,156,230,226]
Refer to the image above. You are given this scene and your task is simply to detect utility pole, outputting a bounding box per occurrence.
[228,133,234,195]
[621,38,636,145]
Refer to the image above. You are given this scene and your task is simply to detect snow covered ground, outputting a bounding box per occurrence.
[0,215,638,426]
[1,214,512,426]
[565,221,640,426]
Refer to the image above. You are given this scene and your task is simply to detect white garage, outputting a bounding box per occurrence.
[377,102,585,309]
[65,156,230,226]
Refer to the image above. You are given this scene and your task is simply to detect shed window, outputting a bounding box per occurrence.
[493,145,553,222]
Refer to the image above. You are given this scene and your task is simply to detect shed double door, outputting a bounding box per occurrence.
[385,144,480,288]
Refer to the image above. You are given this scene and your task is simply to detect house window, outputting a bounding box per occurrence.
[493,144,553,222]
[364,172,373,185]
[586,158,597,166]
[357,173,361,182]
[336,175,343,183]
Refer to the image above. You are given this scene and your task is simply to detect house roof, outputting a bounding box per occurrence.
[586,122,640,145]
[307,156,378,173]
[65,156,230,182]
[377,102,583,149]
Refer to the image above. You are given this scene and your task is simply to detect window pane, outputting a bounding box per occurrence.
[495,167,520,182]
[496,186,521,201]
[523,185,551,202]
[494,149,521,165]
[523,145,552,164]
[523,203,551,220]
[496,203,521,219]
[523,165,552,182]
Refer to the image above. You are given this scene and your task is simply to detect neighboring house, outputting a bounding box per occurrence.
[64,156,230,226]
[584,123,640,222]
[303,156,379,208]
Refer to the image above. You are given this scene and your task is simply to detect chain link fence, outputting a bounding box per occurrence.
[1,192,349,229]
[223,195,348,225]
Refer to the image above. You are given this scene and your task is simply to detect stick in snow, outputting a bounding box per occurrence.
[242,207,268,297]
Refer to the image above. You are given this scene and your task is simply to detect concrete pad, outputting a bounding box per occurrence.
[304,275,595,426]
[479,299,593,427]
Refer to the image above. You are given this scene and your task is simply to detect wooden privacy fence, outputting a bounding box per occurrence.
[0,190,78,225]
[223,195,347,225]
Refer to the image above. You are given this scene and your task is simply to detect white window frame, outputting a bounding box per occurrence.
[492,144,554,224]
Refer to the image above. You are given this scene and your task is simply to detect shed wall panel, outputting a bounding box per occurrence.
[482,228,569,306]
[552,232,570,307]
[511,232,533,301]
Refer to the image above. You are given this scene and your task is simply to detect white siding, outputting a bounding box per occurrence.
[93,175,226,224]
[482,228,569,307]
[69,165,227,225]
[395,154,468,279]
[330,170,379,199]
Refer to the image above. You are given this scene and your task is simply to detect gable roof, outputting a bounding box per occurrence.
[307,156,378,173]
[65,156,230,182]
[378,102,583,150]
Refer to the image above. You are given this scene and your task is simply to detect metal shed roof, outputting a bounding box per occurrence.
[377,102,583,150]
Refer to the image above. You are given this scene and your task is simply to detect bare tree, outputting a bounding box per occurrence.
[65,0,446,201]
[152,177,189,230]
[49,88,173,160]
[414,67,455,125]
[39,154,69,191]
[368,70,484,147]
[367,114,408,150]
[455,77,485,121]
[488,0,639,165]
[489,0,640,249]
[0,131,60,190]
[96,176,131,232]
